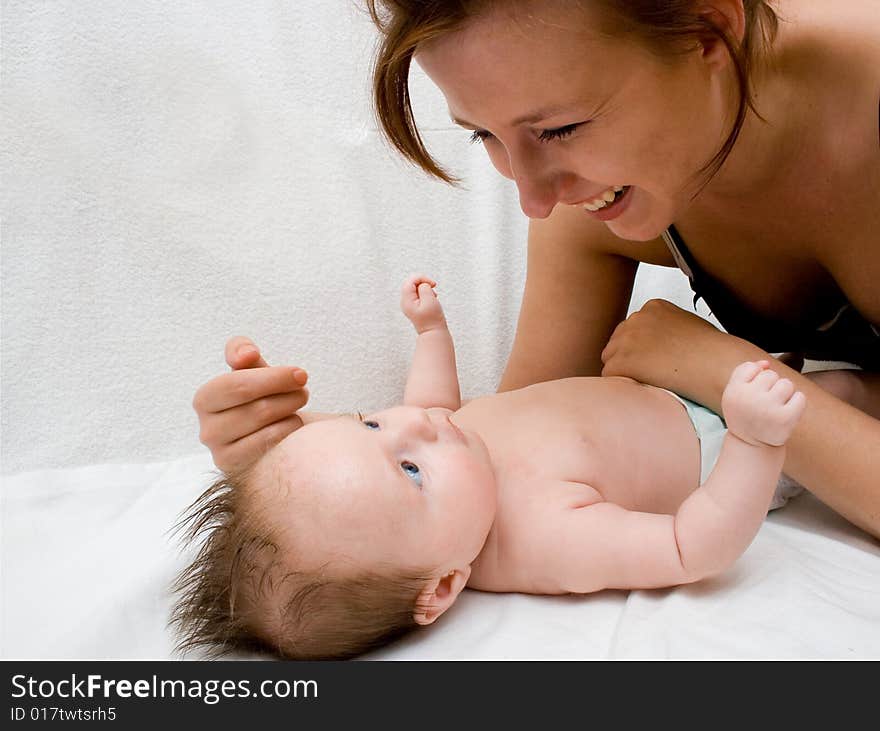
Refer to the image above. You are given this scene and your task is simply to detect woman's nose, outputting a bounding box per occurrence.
[516,176,559,219]
[488,139,570,219]
[510,154,566,219]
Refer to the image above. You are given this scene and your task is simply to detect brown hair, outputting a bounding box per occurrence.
[170,464,434,660]
[367,0,779,186]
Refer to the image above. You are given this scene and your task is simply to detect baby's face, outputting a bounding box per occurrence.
[270,406,498,574]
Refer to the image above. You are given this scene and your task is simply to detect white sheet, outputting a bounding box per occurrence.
[3,453,879,659]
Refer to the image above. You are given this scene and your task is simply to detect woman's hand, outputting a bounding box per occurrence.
[192,336,310,472]
[600,299,762,411]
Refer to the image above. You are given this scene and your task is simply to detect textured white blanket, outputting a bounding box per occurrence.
[1,0,698,476]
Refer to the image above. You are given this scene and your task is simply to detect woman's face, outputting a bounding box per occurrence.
[415,1,734,241]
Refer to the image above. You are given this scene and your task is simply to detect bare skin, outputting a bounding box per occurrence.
[421,0,880,536]
[192,0,879,536]
[459,371,789,594]
[258,279,803,630]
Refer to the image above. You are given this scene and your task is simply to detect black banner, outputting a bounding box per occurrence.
[3,660,595,723]
[1,660,845,723]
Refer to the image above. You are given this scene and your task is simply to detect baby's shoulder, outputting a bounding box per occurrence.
[499,480,604,542]
[479,485,606,593]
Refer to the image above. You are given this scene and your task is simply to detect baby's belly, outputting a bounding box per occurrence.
[457,378,702,515]
[461,378,707,592]
[596,384,703,513]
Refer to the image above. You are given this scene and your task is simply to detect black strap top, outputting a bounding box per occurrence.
[661,224,880,370]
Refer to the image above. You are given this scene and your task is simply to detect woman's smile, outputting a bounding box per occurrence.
[570,184,631,213]
[581,184,634,221]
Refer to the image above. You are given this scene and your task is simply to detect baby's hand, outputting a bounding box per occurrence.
[721,361,806,447]
[400,275,447,334]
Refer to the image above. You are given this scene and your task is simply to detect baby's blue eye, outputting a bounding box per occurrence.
[363,420,379,430]
[401,461,422,487]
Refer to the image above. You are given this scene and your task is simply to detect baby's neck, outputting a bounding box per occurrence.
[469,521,500,585]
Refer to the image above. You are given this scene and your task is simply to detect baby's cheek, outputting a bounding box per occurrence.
[457,457,496,505]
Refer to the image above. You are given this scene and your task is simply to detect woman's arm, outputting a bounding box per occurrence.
[601,301,880,538]
[499,206,639,391]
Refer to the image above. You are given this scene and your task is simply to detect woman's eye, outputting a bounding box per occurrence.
[538,123,581,143]
[469,129,493,144]
[400,461,423,487]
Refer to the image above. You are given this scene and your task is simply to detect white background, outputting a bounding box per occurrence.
[1,1,697,474]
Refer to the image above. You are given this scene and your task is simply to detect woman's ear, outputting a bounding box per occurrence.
[696,0,746,68]
[412,567,471,626]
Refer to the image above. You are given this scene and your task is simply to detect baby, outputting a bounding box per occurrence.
[172,276,806,660]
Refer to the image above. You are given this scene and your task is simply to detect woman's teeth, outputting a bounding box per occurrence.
[583,185,627,212]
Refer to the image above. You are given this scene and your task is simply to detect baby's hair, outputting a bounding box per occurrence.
[170,455,435,660]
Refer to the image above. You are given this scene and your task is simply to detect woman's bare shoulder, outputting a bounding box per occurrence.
[781,0,880,81]
[776,0,878,177]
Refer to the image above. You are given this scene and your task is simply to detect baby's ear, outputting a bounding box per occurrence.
[412,567,471,626]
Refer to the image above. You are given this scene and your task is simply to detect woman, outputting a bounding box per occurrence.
[193,1,879,536]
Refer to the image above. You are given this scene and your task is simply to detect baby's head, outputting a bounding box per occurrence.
[172,406,497,659]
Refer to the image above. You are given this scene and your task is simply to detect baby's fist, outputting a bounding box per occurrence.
[721,361,806,447]
[400,275,447,333]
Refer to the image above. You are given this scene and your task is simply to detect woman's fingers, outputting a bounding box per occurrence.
[193,337,312,471]
[212,415,304,472]
[193,366,308,413]
[224,335,270,369]
[194,368,309,470]
[199,390,309,446]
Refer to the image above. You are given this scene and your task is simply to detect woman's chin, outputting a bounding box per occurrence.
[605,218,669,242]
[604,192,676,242]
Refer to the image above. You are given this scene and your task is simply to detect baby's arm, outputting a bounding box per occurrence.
[535,362,806,593]
[668,360,806,577]
[400,275,461,410]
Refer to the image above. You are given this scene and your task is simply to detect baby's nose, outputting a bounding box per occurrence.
[403,409,437,441]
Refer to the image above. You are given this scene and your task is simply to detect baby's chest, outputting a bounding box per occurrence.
[482,417,607,489]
